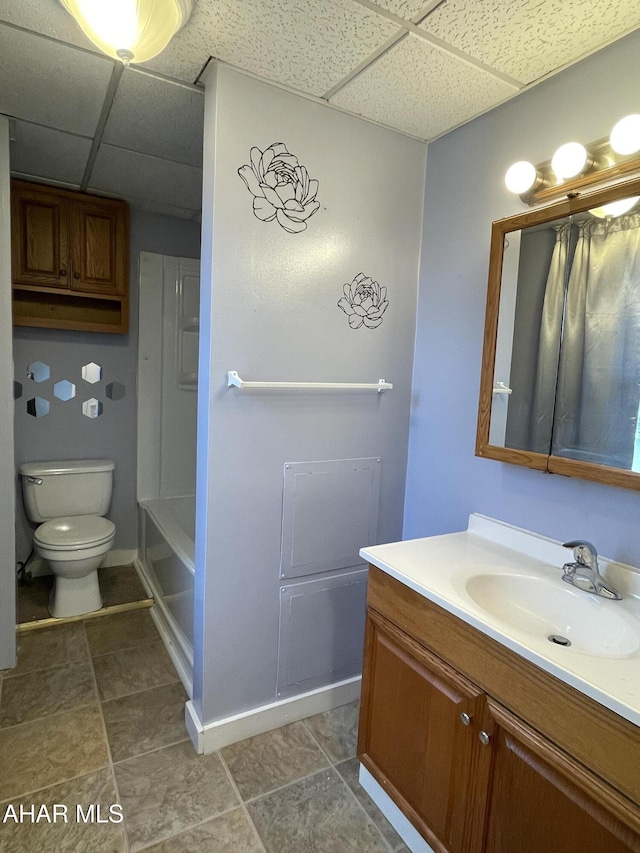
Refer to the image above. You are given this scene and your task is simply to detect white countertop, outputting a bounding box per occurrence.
[360,514,640,728]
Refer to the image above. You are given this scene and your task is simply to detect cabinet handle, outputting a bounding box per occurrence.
[60,268,67,276]
[74,271,81,279]
[479,731,491,746]
[460,713,472,727]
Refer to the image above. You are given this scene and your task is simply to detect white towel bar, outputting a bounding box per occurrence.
[227,371,393,393]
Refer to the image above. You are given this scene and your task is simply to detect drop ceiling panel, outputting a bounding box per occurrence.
[142,0,401,94]
[331,32,518,140]
[0,25,113,136]
[89,145,202,213]
[102,71,204,168]
[419,0,640,85]
[0,0,95,51]
[366,0,436,20]
[9,121,91,187]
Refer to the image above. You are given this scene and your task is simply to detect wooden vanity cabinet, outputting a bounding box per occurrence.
[11,180,129,333]
[359,566,640,853]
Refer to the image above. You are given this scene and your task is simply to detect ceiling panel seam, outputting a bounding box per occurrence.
[323,30,409,100]
[1,115,93,141]
[80,63,124,192]
[350,0,524,89]
[97,141,203,171]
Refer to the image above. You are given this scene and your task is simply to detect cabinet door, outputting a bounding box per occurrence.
[359,610,491,853]
[11,182,70,288]
[70,197,128,295]
[483,700,640,853]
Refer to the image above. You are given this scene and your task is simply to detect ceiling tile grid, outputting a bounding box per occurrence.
[9,121,91,187]
[330,32,518,140]
[0,24,113,136]
[363,0,439,20]
[142,0,401,93]
[102,70,204,168]
[419,0,640,85]
[89,145,202,213]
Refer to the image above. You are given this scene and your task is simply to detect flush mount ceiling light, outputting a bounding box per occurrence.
[610,114,640,156]
[59,0,192,65]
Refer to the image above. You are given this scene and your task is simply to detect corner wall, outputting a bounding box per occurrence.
[0,117,16,669]
[195,66,426,727]
[404,28,640,566]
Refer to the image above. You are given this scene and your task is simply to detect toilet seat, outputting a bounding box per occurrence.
[34,515,115,551]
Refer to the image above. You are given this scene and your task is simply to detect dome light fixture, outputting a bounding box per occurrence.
[610,114,640,156]
[551,142,591,180]
[58,0,192,65]
[504,161,540,195]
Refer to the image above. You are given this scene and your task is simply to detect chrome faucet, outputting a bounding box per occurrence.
[562,541,622,600]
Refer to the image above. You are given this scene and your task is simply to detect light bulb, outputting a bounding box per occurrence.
[505,161,538,195]
[610,114,640,156]
[551,142,589,180]
[589,196,640,219]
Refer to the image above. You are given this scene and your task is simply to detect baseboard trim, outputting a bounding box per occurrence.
[185,675,362,754]
[26,548,138,578]
[359,765,434,853]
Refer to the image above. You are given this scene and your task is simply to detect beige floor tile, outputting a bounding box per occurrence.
[102,681,189,762]
[0,769,126,852]
[0,661,96,729]
[85,610,160,658]
[0,706,108,801]
[221,722,330,801]
[99,565,148,608]
[10,623,88,677]
[142,808,264,852]
[247,768,389,853]
[304,700,360,763]
[92,640,179,701]
[115,741,239,851]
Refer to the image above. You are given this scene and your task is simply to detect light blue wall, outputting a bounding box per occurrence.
[195,66,426,724]
[404,28,640,567]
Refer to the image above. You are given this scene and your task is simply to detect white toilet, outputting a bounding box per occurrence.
[20,459,116,618]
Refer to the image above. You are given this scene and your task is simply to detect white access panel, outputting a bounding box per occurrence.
[280,458,381,579]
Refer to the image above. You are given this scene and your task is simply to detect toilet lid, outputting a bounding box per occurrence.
[34,516,115,550]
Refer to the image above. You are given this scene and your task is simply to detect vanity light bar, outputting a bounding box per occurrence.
[505,113,640,205]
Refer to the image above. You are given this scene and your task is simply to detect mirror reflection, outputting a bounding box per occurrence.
[483,183,640,481]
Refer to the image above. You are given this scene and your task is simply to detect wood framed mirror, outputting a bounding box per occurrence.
[476,172,640,491]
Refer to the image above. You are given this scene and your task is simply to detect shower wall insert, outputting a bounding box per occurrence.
[136,252,200,697]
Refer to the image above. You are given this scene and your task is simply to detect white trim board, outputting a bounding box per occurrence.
[185,675,361,754]
[359,765,434,853]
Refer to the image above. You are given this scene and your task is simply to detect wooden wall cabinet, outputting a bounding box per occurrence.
[359,567,640,853]
[11,180,129,334]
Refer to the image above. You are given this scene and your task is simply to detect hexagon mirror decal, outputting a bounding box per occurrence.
[27,397,50,417]
[82,398,103,419]
[54,380,76,402]
[82,363,102,384]
[27,361,50,383]
[105,381,125,401]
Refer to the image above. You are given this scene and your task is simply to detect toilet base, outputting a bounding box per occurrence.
[49,570,103,618]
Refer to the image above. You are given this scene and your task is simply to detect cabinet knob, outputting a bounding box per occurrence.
[460,713,472,727]
[74,271,81,279]
[60,268,67,276]
[479,731,491,746]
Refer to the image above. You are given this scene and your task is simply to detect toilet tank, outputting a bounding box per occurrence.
[20,460,115,523]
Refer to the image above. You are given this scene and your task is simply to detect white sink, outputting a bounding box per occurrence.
[465,573,640,657]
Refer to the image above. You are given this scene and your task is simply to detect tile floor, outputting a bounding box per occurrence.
[0,609,408,852]
[17,564,150,625]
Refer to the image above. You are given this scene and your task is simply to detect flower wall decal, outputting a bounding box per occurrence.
[338,273,389,330]
[238,143,320,234]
